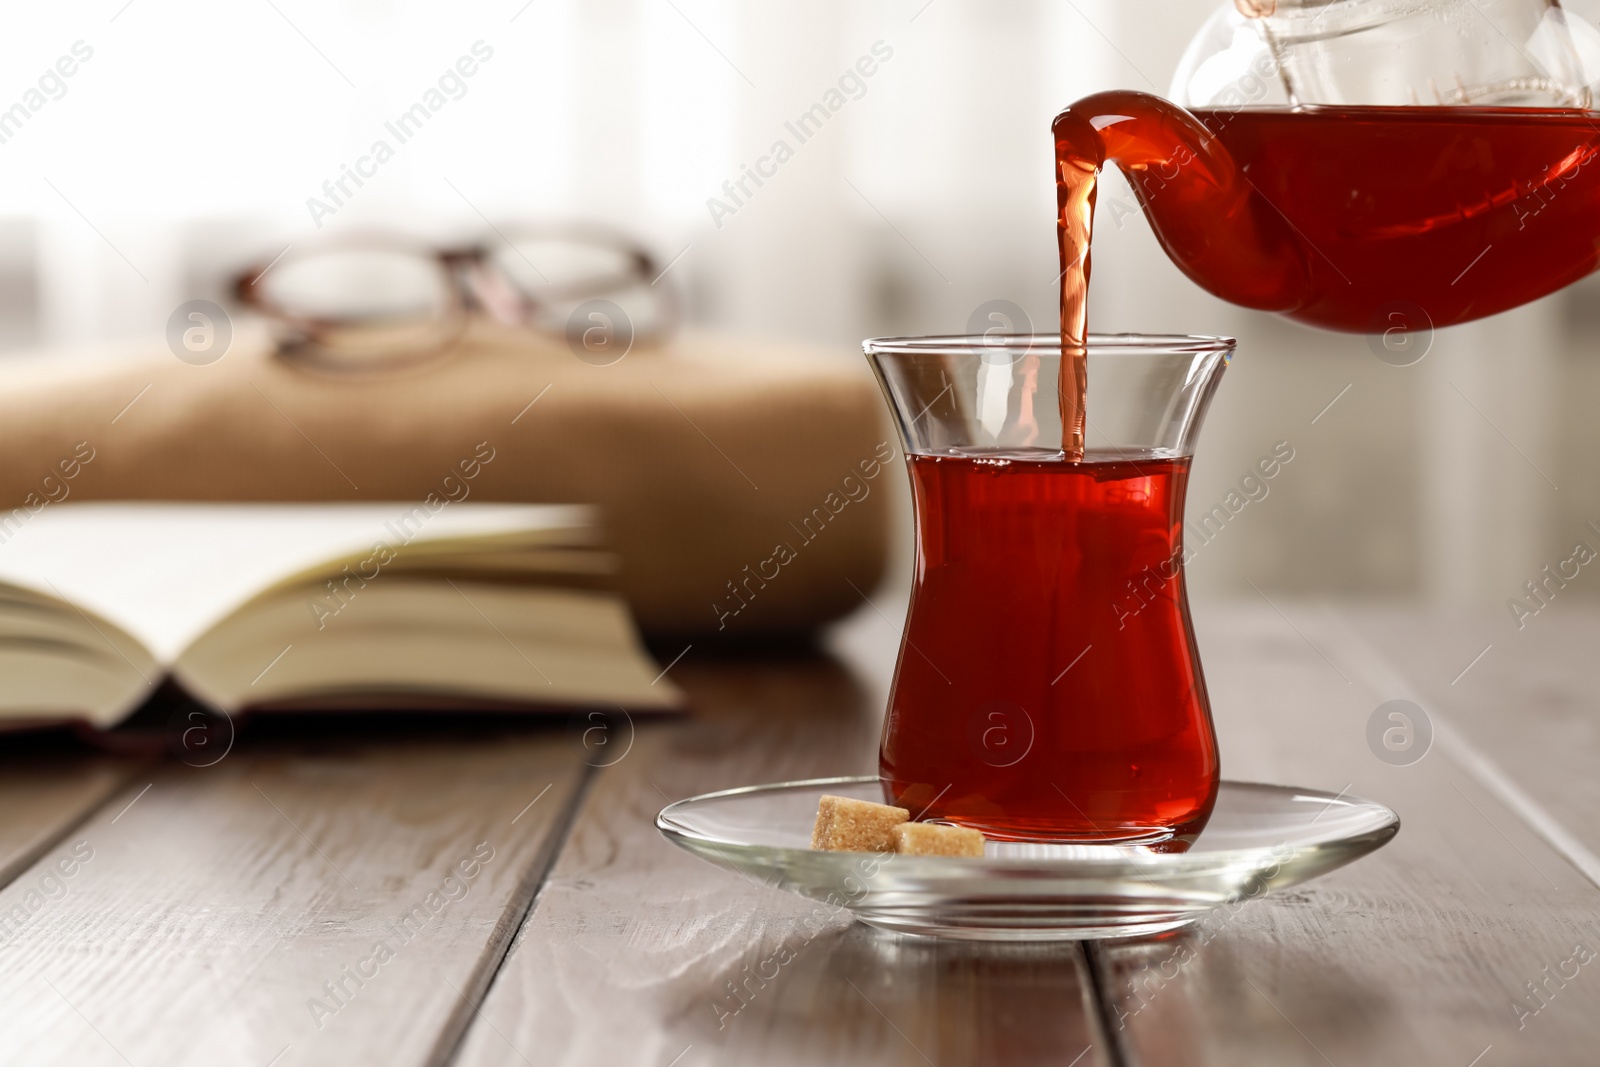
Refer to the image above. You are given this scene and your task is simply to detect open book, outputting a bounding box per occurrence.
[0,502,681,731]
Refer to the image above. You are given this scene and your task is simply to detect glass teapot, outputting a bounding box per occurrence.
[1056,0,1600,334]
[1184,0,1592,109]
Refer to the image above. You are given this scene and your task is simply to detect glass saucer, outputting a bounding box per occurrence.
[656,777,1398,940]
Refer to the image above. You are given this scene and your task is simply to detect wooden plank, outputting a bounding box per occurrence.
[1348,605,1600,867]
[0,730,585,1067]
[0,746,139,889]
[1097,603,1600,1067]
[452,651,1112,1067]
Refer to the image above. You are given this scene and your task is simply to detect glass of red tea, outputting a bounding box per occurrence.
[867,333,1233,845]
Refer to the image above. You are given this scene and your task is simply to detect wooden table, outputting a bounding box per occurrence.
[2,597,1598,1066]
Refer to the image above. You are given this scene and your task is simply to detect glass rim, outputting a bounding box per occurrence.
[862,332,1237,358]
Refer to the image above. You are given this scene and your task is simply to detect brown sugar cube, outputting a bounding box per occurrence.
[810,795,910,852]
[892,822,986,858]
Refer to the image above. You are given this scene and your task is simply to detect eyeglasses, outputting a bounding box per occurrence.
[233,224,680,373]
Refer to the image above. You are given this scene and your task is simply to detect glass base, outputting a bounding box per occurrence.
[926,817,1190,849]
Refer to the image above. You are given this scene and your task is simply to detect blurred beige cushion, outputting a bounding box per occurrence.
[0,320,895,636]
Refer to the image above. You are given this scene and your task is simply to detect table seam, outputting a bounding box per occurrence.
[426,758,599,1067]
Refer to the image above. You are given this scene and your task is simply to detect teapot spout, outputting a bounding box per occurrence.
[1055,90,1310,330]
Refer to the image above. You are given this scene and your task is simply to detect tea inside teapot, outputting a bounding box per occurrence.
[1056,91,1600,334]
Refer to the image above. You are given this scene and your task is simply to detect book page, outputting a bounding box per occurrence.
[0,503,594,664]
[176,580,681,714]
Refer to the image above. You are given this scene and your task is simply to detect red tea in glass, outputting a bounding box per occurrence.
[867,336,1230,844]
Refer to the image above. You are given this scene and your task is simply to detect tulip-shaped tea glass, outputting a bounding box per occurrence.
[867,334,1233,845]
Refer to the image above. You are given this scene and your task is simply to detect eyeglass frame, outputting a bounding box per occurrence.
[232,223,681,373]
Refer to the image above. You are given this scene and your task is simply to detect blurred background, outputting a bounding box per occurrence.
[0,0,1597,615]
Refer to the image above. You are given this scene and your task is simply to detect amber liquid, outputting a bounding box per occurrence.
[879,451,1219,843]
[1056,92,1600,453]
